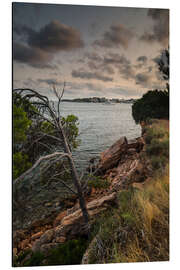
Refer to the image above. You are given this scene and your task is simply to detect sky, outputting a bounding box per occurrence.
[13,2,169,99]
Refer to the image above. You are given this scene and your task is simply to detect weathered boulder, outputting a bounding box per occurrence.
[31,231,44,241]
[127,137,144,152]
[96,136,128,174]
[32,192,117,254]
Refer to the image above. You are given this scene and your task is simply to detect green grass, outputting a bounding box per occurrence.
[88,167,169,263]
[87,120,169,264]
[144,121,169,173]
[87,175,110,189]
[14,238,88,267]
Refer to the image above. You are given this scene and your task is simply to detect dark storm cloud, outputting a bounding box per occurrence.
[85,52,130,75]
[140,9,169,46]
[71,70,113,82]
[13,42,57,69]
[103,53,130,65]
[27,20,84,52]
[118,64,135,80]
[135,72,151,85]
[13,20,84,69]
[14,20,84,52]
[87,56,115,75]
[136,56,148,64]
[152,56,161,65]
[13,24,35,38]
[93,24,134,49]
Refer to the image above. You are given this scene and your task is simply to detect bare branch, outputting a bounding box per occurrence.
[51,177,77,195]
[14,152,70,184]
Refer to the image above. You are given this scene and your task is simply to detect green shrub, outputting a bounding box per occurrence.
[132,90,169,123]
[23,251,45,267]
[46,238,88,265]
[13,152,32,179]
[13,249,32,267]
[117,190,132,212]
[145,126,165,144]
[14,238,88,266]
[62,114,80,149]
[150,156,167,170]
[87,175,110,189]
[146,138,164,156]
[13,104,31,144]
[146,138,169,157]
[121,212,135,226]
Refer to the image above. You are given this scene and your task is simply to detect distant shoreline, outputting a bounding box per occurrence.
[62,97,137,104]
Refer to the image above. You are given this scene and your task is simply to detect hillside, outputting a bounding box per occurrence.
[13,119,169,266]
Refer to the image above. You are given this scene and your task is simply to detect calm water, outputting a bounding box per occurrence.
[59,102,141,171]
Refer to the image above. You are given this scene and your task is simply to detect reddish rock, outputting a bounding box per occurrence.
[97,136,128,173]
[19,239,30,249]
[32,193,117,253]
[55,236,66,243]
[13,248,17,257]
[53,210,67,227]
[31,231,44,241]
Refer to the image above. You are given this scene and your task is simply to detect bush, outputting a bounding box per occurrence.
[132,90,169,123]
[14,238,88,267]
[13,152,32,179]
[146,138,165,156]
[46,238,88,265]
[87,175,110,189]
[23,251,45,267]
[13,104,31,144]
[150,156,167,170]
[13,91,80,179]
[143,121,169,173]
[145,126,165,144]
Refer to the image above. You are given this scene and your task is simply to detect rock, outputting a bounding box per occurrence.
[127,137,144,153]
[13,248,18,257]
[32,193,117,254]
[31,231,44,241]
[39,229,54,244]
[45,202,52,207]
[55,236,66,243]
[19,239,30,249]
[53,210,67,227]
[13,230,26,246]
[96,137,128,173]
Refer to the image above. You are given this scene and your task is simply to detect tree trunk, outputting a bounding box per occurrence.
[58,121,89,226]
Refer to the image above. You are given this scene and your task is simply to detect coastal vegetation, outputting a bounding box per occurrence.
[13,119,169,266]
[87,120,169,263]
[13,86,89,234]
[13,92,79,179]
[12,48,169,266]
[132,48,169,123]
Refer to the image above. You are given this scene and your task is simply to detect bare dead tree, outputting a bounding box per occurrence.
[13,85,89,228]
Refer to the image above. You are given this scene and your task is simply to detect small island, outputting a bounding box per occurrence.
[62,97,137,103]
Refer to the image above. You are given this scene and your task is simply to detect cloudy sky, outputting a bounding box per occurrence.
[13,2,169,99]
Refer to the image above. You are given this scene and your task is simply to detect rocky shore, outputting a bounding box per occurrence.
[13,124,155,261]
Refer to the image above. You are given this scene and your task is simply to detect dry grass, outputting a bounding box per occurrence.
[88,120,169,264]
[89,167,169,263]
